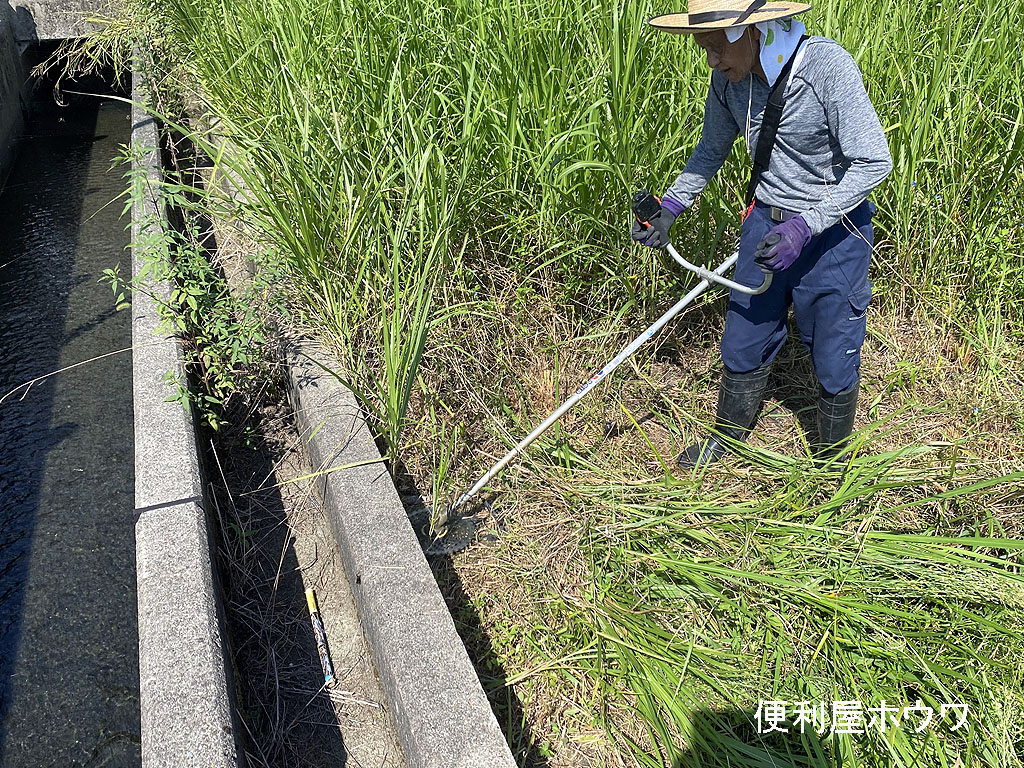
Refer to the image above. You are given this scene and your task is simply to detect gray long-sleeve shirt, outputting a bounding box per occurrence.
[664,36,892,235]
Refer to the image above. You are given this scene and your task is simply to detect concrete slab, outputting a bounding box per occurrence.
[286,340,517,768]
[131,69,239,768]
[8,0,109,41]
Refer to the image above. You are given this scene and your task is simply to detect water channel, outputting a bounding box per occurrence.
[0,61,139,766]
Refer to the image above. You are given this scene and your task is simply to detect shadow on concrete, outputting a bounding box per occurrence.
[10,5,38,45]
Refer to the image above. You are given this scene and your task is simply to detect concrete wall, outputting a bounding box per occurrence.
[0,0,116,187]
[8,0,108,41]
[288,342,518,768]
[131,70,241,768]
[0,7,24,187]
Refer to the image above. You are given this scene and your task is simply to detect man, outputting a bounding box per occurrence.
[632,0,892,466]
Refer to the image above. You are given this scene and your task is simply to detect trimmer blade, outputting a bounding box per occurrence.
[406,504,479,556]
[422,516,478,557]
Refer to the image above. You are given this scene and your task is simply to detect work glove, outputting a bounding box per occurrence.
[754,215,812,271]
[631,208,678,250]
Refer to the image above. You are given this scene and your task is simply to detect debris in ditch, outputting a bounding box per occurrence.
[305,588,336,687]
[282,686,383,709]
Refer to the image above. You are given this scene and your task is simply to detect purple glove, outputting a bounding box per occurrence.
[754,215,812,271]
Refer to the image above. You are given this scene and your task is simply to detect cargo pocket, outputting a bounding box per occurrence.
[848,282,872,321]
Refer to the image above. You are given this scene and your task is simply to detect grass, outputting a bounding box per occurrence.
[573,459,1024,766]
[64,0,1024,763]
[134,0,1023,454]
[449,418,1024,766]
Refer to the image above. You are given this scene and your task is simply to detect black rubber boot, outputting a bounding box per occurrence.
[814,379,859,462]
[677,364,772,468]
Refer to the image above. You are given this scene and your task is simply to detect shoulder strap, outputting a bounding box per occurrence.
[744,35,810,208]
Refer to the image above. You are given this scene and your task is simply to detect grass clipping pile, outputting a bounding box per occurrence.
[397,279,1024,768]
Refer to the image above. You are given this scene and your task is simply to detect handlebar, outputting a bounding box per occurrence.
[631,188,773,296]
[666,243,773,295]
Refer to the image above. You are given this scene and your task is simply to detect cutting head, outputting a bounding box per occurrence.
[407,503,480,556]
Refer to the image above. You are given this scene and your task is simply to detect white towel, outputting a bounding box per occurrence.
[724,17,807,86]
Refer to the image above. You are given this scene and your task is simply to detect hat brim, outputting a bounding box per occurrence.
[648,3,812,34]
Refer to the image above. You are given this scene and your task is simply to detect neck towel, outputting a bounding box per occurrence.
[724,17,807,86]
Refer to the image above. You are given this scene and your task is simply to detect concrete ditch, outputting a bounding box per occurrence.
[1,34,139,766]
[286,342,518,768]
[0,22,231,761]
[0,10,487,768]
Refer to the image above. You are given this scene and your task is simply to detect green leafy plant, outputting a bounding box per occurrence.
[105,141,273,431]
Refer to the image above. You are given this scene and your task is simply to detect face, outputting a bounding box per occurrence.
[693,28,758,83]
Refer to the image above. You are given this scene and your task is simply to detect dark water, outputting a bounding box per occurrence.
[0,84,139,766]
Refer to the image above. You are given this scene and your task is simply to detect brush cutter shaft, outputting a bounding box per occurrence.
[666,243,772,295]
[449,251,740,513]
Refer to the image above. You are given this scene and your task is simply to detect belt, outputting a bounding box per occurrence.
[753,199,799,223]
[769,205,798,223]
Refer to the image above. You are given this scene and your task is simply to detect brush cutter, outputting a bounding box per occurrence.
[420,191,772,555]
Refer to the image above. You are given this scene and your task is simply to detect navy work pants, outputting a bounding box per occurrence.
[720,200,875,395]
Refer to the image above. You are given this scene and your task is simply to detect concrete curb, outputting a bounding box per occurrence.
[131,71,240,768]
[286,341,517,768]
[9,0,109,41]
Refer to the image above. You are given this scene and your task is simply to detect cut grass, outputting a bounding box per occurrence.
[420,283,1024,766]
[449,431,1024,766]
[574,463,1024,766]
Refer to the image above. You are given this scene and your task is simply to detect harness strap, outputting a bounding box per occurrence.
[743,34,809,212]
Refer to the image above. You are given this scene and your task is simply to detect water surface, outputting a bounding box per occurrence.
[0,81,139,766]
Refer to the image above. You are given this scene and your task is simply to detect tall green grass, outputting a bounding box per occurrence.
[139,0,1024,454]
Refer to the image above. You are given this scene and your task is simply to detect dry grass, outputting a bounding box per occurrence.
[207,391,404,768]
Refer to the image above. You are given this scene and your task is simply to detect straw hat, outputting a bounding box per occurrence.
[648,0,811,34]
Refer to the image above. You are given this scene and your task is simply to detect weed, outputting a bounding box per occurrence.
[107,140,275,431]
